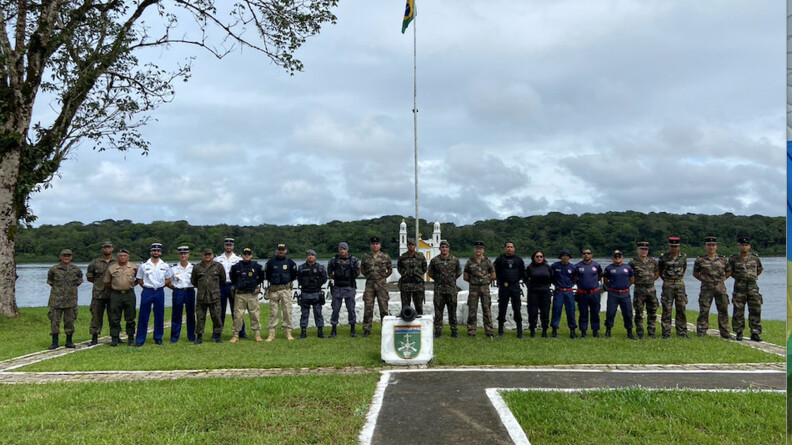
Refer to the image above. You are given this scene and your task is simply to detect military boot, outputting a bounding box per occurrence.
[48,334,59,350]
[194,335,203,345]
[434,331,441,339]
[735,332,743,341]
[285,330,295,341]
[541,329,548,338]
[212,333,222,343]
[127,337,134,346]
[299,328,307,339]
[350,324,357,338]
[362,330,371,338]
[229,335,239,344]
[528,329,534,338]
[317,328,325,339]
[570,330,577,339]
[605,329,611,338]
[266,330,276,342]
[517,325,524,339]
[627,329,637,340]
[90,334,98,346]
[451,329,459,338]
[255,333,264,343]
[110,337,119,347]
[637,330,644,340]
[592,330,599,338]
[329,326,337,338]
[65,334,76,348]
[580,330,587,338]
[552,327,558,338]
[497,322,504,338]
[750,333,762,342]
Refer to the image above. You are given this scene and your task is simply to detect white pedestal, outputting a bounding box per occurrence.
[381,315,433,365]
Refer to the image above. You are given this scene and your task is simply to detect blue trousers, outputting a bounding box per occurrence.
[551,290,577,330]
[330,286,356,326]
[136,287,164,345]
[605,291,634,330]
[171,288,196,342]
[300,293,325,328]
[577,290,601,333]
[220,285,245,337]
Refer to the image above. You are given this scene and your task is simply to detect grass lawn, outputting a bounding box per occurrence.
[0,374,379,444]
[502,388,785,444]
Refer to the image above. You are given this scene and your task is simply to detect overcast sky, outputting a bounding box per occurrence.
[28,1,784,227]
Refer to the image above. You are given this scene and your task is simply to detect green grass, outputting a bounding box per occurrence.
[0,374,378,444]
[503,388,784,444]
[689,310,785,346]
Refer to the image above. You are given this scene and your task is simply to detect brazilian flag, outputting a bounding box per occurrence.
[402,0,415,34]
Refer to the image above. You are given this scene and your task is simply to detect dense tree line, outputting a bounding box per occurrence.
[14,212,785,263]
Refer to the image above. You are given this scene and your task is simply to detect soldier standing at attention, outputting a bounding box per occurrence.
[525,250,553,338]
[428,240,462,338]
[493,242,525,339]
[603,249,636,340]
[103,249,138,347]
[191,248,226,344]
[167,246,196,343]
[216,238,245,338]
[134,242,173,346]
[550,250,577,339]
[229,248,265,343]
[463,241,496,338]
[693,236,732,339]
[86,241,115,345]
[264,244,298,341]
[46,249,83,350]
[297,250,329,339]
[360,236,393,337]
[658,237,688,339]
[573,249,603,338]
[629,241,659,339]
[397,238,427,315]
[327,242,360,338]
[729,236,763,342]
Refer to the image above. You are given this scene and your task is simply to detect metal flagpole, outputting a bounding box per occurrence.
[413,12,419,244]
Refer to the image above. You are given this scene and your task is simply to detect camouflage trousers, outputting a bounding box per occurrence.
[633,285,659,336]
[732,282,762,335]
[196,300,223,336]
[49,307,78,335]
[660,282,687,336]
[467,285,493,336]
[363,280,389,333]
[434,288,458,333]
[89,297,110,335]
[400,289,425,315]
[697,283,729,336]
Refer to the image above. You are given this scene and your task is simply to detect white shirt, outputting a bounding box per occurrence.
[215,252,241,284]
[170,262,194,289]
[136,258,174,289]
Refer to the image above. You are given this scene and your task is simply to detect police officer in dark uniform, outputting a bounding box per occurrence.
[327,242,360,338]
[229,248,266,343]
[493,241,526,338]
[297,250,329,339]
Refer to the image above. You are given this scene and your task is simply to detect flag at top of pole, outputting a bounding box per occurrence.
[402,0,416,34]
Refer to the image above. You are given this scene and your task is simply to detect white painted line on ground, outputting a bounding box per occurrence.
[358,371,391,445]
[485,388,531,445]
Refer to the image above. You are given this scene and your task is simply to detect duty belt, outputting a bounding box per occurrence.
[500,281,520,287]
[663,279,684,284]
[555,287,573,292]
[577,288,599,294]
[269,283,292,290]
[608,287,630,294]
[112,289,133,294]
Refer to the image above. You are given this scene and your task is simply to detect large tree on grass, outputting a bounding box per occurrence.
[0,0,338,317]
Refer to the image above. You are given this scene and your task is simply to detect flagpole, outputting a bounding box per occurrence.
[413,11,419,244]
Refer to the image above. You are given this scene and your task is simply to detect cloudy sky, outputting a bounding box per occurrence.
[28,1,784,227]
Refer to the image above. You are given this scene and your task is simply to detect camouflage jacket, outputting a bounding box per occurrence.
[191,261,226,303]
[397,252,427,291]
[628,256,658,286]
[361,251,392,282]
[658,252,687,281]
[464,256,495,286]
[428,254,462,290]
[86,257,115,299]
[728,253,762,284]
[47,263,83,308]
[693,255,731,284]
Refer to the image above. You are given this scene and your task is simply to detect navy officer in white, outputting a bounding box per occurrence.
[215,237,246,338]
[167,246,196,343]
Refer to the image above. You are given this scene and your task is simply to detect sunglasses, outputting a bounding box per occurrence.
[534,255,543,258]
[582,252,592,255]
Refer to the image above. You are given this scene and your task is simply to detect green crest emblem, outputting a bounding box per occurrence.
[394,325,421,359]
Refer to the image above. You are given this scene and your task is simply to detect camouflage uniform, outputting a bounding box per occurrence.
[361,251,393,333]
[86,257,115,336]
[658,252,688,336]
[47,263,83,335]
[693,255,731,336]
[428,255,462,334]
[729,253,763,336]
[397,252,427,315]
[191,261,226,336]
[464,256,495,336]
[629,256,658,336]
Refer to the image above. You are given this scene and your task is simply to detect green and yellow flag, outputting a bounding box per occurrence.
[402,0,415,34]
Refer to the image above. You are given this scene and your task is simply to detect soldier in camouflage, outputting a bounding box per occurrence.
[693,236,732,339]
[86,241,115,345]
[47,249,84,349]
[729,236,763,342]
[628,241,659,339]
[463,241,496,338]
[658,236,688,338]
[427,240,462,338]
[397,238,427,315]
[191,248,227,344]
[360,236,393,337]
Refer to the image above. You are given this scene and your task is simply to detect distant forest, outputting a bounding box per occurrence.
[14,212,785,262]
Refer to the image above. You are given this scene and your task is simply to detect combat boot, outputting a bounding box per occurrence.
[497,322,504,338]
[528,329,535,338]
[110,337,119,347]
[91,334,98,345]
[285,330,295,341]
[48,334,59,350]
[266,330,276,342]
[580,330,587,338]
[212,333,222,343]
[229,335,239,344]
[735,332,743,341]
[127,337,134,346]
[329,326,337,338]
[517,326,524,339]
[350,324,357,338]
[65,334,76,348]
[605,329,611,338]
[317,328,325,339]
[541,329,548,338]
[451,330,459,338]
[592,330,599,338]
[637,330,644,340]
[570,330,577,339]
[299,328,307,339]
[255,333,264,343]
[434,331,441,339]
[194,335,202,345]
[362,331,371,338]
[551,327,558,338]
[627,329,637,340]
[750,333,762,342]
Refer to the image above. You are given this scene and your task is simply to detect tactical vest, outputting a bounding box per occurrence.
[299,264,324,293]
[497,255,522,283]
[267,257,294,285]
[235,261,261,292]
[331,256,357,287]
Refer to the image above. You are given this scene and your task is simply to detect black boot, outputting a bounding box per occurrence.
[110,337,119,347]
[65,334,76,348]
[750,333,762,342]
[451,330,459,338]
[299,328,307,339]
[194,335,203,345]
[434,331,441,339]
[497,322,504,338]
[90,334,98,345]
[552,327,558,338]
[580,330,587,338]
[212,333,222,343]
[529,329,535,338]
[127,337,134,346]
[570,330,577,339]
[541,329,548,338]
[592,330,599,338]
[627,329,637,340]
[317,328,325,339]
[605,329,611,338]
[329,326,337,338]
[350,324,357,338]
[735,332,743,341]
[517,324,524,339]
[48,334,59,350]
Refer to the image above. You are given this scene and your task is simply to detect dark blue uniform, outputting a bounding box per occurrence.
[574,261,602,335]
[327,255,360,327]
[550,261,576,332]
[525,262,553,335]
[604,263,634,332]
[297,262,328,330]
[494,254,525,336]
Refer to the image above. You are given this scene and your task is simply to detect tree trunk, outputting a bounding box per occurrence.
[0,149,20,317]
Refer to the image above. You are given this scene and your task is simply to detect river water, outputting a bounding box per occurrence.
[15,256,786,320]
